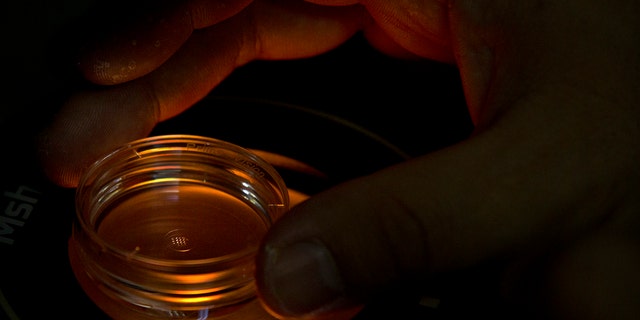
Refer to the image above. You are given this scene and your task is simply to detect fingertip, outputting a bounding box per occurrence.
[254,183,383,319]
[37,86,157,187]
[76,3,193,85]
[256,240,352,318]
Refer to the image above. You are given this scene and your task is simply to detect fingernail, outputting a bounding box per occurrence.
[260,241,346,317]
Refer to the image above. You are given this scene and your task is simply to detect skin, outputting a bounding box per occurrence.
[35,0,640,319]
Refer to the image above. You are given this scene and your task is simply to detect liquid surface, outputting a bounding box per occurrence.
[96,185,268,260]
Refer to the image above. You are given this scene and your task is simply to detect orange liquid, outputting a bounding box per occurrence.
[96,184,269,261]
[70,184,279,319]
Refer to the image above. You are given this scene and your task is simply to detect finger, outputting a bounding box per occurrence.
[304,0,360,5]
[362,21,425,60]
[78,0,253,85]
[255,88,635,318]
[141,0,366,122]
[38,1,368,187]
[307,0,454,62]
[78,0,456,86]
[37,84,159,188]
[546,221,640,319]
[362,0,454,62]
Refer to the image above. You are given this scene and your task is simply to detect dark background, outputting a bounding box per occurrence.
[0,1,481,319]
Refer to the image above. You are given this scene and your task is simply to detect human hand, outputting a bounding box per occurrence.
[37,0,640,319]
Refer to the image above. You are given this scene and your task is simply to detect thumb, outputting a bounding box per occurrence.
[254,143,498,319]
[253,151,492,318]
[255,103,618,318]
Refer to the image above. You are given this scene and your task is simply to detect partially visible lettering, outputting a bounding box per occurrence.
[1,185,40,245]
[236,158,265,177]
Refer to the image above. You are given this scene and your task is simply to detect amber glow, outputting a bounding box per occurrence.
[69,135,317,319]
